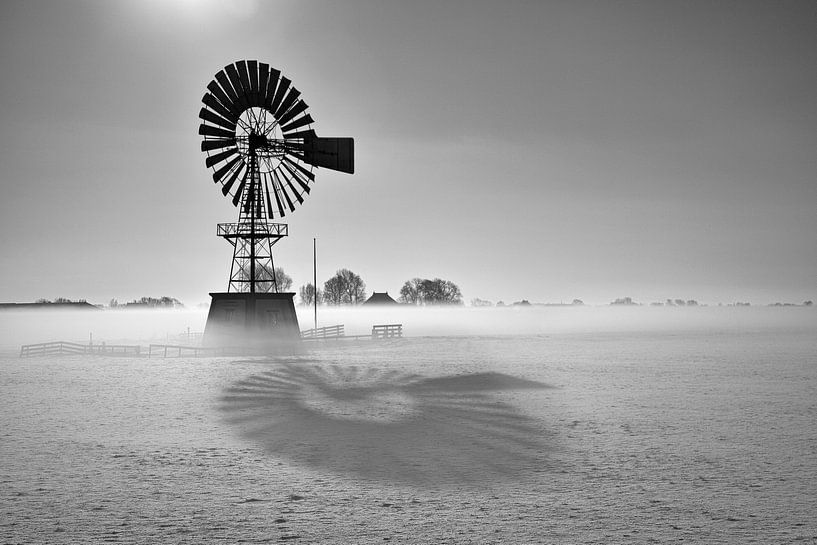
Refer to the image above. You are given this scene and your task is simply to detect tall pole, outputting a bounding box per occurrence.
[249,149,256,294]
[313,237,317,329]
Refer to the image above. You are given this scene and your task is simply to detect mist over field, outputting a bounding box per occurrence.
[0,309,206,352]
[305,305,816,338]
[2,305,814,353]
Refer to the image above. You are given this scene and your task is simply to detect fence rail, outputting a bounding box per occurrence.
[301,324,345,340]
[147,344,221,358]
[301,324,404,341]
[20,341,141,357]
[167,331,204,345]
[371,324,403,339]
[19,324,405,357]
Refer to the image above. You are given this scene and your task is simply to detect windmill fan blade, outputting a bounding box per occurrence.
[205,147,237,168]
[236,60,252,104]
[258,62,270,104]
[264,68,281,109]
[282,156,315,181]
[221,163,244,195]
[279,167,305,205]
[232,171,248,207]
[202,92,238,122]
[263,177,276,219]
[275,88,301,120]
[207,84,240,121]
[212,156,243,184]
[283,129,317,141]
[273,169,296,212]
[207,82,233,112]
[269,76,290,114]
[225,64,247,110]
[281,161,310,194]
[301,136,355,174]
[247,60,259,105]
[269,171,286,217]
[236,60,251,90]
[199,108,236,131]
[281,113,313,134]
[215,71,239,108]
[201,138,235,152]
[277,100,308,127]
[199,124,235,139]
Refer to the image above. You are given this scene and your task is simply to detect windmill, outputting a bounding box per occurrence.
[198,60,354,346]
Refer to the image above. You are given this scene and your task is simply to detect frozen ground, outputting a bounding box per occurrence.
[1,308,815,543]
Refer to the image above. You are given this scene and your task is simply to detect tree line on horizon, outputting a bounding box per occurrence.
[31,266,813,309]
[295,269,463,306]
[109,296,184,308]
[35,297,88,304]
[397,277,462,305]
[30,296,183,308]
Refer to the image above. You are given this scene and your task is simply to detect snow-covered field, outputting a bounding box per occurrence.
[1,307,815,543]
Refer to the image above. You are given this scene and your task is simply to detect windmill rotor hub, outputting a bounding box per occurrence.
[234,107,284,172]
[247,132,267,152]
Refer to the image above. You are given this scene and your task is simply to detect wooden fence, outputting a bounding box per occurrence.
[371,324,403,339]
[301,324,404,340]
[301,324,345,340]
[19,324,405,357]
[20,341,141,357]
[147,344,221,358]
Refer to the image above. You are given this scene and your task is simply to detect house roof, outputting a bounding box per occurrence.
[363,292,399,305]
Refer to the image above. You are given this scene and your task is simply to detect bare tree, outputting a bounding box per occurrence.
[273,267,293,291]
[419,278,462,305]
[323,269,366,305]
[399,278,423,305]
[400,277,462,305]
[323,275,344,305]
[298,283,321,306]
[342,269,366,304]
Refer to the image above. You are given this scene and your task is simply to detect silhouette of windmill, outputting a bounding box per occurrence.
[198,60,353,347]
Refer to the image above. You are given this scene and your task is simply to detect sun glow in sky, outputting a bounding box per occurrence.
[0,0,814,306]
[135,0,261,22]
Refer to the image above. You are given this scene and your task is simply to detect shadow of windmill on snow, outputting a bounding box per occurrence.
[219,362,555,486]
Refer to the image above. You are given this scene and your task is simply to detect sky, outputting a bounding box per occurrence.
[0,0,815,306]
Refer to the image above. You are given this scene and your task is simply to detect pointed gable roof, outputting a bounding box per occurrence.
[363,291,399,305]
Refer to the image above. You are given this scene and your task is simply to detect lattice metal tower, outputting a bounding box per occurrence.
[219,146,286,294]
